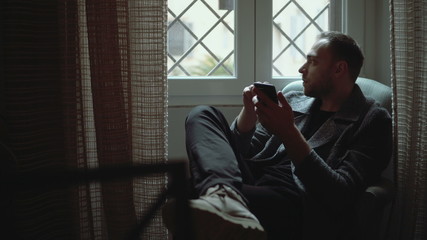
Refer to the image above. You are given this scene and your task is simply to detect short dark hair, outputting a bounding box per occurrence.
[318,31,364,81]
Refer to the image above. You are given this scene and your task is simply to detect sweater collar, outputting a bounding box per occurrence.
[292,84,371,122]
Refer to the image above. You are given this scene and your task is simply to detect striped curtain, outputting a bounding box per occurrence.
[1,0,168,239]
[388,0,427,239]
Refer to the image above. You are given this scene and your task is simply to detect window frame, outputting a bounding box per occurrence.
[168,0,362,107]
[168,0,254,106]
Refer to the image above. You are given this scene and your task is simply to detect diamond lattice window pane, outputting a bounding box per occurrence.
[273,0,330,77]
[168,0,235,77]
[168,0,195,16]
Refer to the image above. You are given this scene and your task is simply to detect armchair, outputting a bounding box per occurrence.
[282,77,395,240]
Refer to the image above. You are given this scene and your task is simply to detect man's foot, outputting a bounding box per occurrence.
[162,184,266,240]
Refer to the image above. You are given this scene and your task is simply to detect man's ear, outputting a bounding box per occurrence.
[334,61,348,76]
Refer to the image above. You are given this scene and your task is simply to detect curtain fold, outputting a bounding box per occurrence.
[61,0,169,239]
[1,1,77,239]
[85,1,137,238]
[1,0,168,239]
[388,0,427,239]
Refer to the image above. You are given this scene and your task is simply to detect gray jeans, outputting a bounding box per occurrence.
[185,105,302,240]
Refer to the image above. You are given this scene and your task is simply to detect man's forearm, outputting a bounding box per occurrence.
[236,107,257,133]
[279,124,311,166]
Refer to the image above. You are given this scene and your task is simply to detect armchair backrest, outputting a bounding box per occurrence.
[282,77,392,113]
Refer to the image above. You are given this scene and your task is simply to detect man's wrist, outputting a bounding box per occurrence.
[237,107,257,133]
[280,124,311,165]
[278,124,299,142]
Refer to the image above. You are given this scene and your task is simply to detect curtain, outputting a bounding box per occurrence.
[1,0,168,239]
[1,1,74,238]
[388,0,427,239]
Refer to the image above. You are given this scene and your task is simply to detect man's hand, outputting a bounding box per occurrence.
[236,84,258,133]
[242,85,257,113]
[253,89,294,137]
[254,89,311,165]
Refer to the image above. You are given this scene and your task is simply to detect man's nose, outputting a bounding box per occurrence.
[298,64,305,73]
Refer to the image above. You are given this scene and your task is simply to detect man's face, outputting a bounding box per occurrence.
[298,39,336,98]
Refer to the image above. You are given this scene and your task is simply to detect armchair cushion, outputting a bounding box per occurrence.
[282,77,392,113]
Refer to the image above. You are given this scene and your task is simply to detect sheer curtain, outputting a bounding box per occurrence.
[2,0,168,239]
[388,0,427,239]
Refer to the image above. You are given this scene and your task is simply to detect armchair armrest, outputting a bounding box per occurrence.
[356,177,395,240]
[364,177,395,205]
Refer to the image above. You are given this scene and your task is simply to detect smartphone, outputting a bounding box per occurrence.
[253,82,278,104]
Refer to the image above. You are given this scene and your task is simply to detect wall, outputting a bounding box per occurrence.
[168,0,391,161]
[345,0,391,85]
[374,0,391,86]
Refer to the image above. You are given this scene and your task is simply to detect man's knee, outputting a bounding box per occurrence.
[186,105,223,126]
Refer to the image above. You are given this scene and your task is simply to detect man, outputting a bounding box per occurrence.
[163,31,392,240]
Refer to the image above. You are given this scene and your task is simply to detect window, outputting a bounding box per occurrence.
[272,0,330,77]
[168,20,194,57]
[167,0,235,77]
[168,0,350,105]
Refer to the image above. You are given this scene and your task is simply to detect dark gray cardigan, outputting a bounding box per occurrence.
[231,84,392,239]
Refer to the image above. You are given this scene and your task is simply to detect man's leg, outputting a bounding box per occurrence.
[163,105,264,240]
[185,105,255,197]
[241,185,302,240]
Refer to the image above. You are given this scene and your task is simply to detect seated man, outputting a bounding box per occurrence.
[163,31,392,240]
